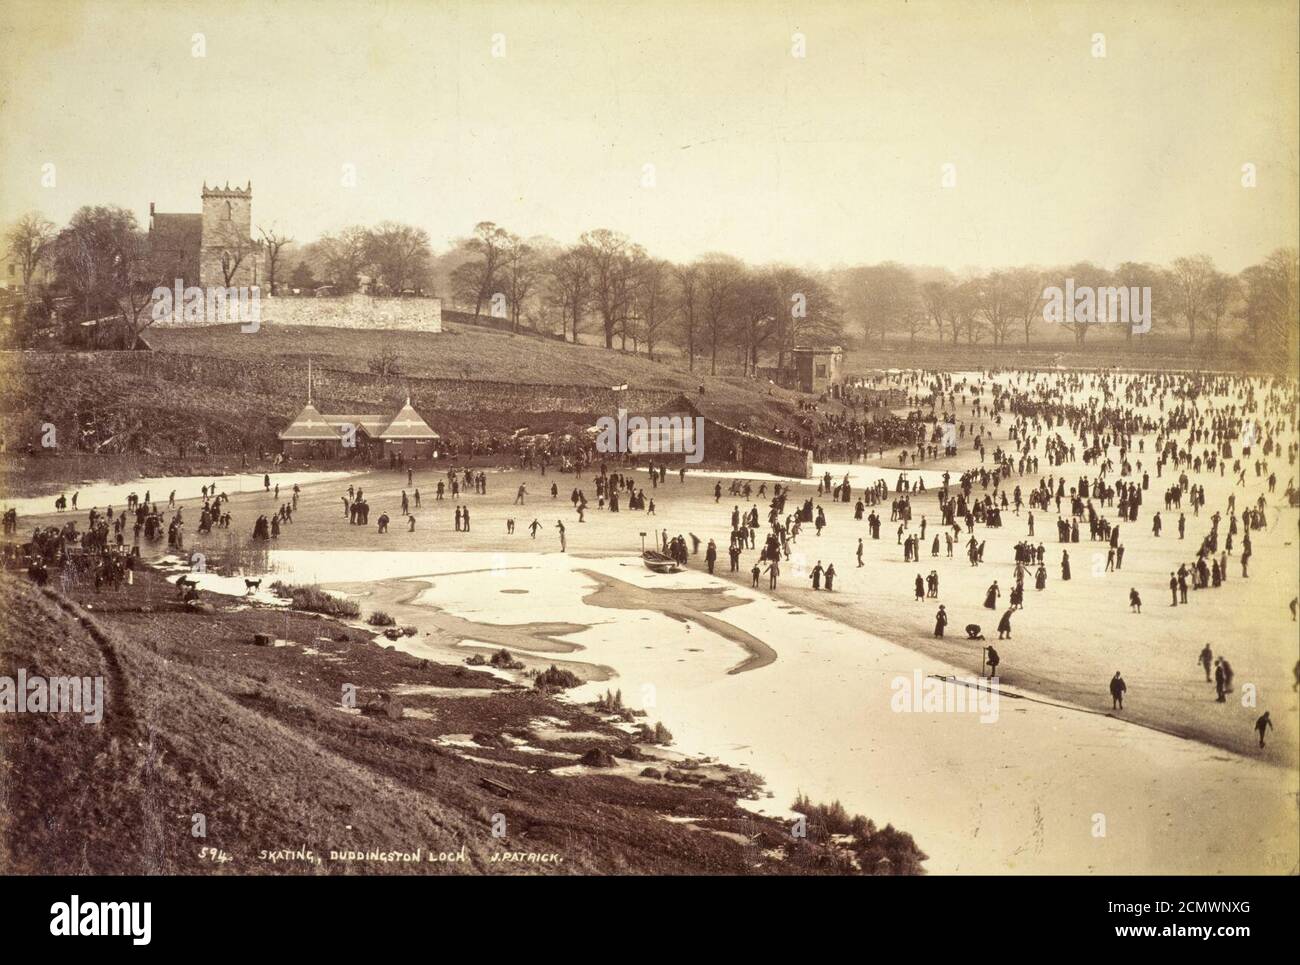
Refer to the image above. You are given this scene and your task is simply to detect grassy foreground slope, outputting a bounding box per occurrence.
[0,570,927,875]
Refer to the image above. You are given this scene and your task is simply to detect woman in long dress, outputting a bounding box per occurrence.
[1061,550,1072,581]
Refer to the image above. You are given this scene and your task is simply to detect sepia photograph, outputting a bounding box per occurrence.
[0,0,1296,947]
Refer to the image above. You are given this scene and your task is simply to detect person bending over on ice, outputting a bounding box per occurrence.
[1255,711,1273,748]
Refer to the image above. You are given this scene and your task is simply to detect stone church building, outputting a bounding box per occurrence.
[149,182,262,289]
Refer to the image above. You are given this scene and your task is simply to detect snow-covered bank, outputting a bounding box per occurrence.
[3,470,360,517]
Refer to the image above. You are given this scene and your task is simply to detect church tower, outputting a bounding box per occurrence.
[199,181,261,288]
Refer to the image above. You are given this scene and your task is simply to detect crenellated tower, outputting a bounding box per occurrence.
[199,180,261,289]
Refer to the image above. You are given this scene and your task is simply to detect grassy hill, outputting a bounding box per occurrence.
[0,321,820,472]
[147,318,766,394]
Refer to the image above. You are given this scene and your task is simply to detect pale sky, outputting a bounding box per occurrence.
[1,0,1296,272]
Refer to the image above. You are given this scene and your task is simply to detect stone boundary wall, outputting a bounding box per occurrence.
[150,293,443,333]
[692,410,812,478]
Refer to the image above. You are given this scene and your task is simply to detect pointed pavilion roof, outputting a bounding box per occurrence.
[278,403,343,440]
[380,397,440,440]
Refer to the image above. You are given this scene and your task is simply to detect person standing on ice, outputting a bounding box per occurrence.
[996,608,1013,639]
[984,644,1000,677]
[764,558,780,590]
[1109,671,1127,711]
[933,605,948,637]
[1198,644,1213,682]
[983,580,1000,609]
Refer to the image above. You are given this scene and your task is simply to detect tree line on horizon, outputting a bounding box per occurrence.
[4,207,1296,372]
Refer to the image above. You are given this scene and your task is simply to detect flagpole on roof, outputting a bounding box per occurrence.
[308,357,312,404]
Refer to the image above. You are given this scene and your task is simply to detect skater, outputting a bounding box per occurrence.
[983,580,1000,610]
[1255,711,1273,748]
[764,558,780,590]
[1129,588,1141,613]
[1198,644,1213,682]
[984,644,1000,677]
[933,604,948,637]
[1109,671,1127,710]
[996,608,1013,640]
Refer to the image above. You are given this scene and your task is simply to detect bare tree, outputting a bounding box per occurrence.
[697,254,743,375]
[1202,271,1239,344]
[363,222,432,294]
[1167,254,1216,343]
[920,279,950,343]
[258,226,294,294]
[1113,262,1160,340]
[844,262,917,344]
[114,230,170,349]
[5,212,56,290]
[1057,262,1112,344]
[1005,268,1043,343]
[631,256,674,360]
[579,228,634,348]
[1238,249,1298,368]
[318,225,369,292]
[452,221,507,317]
[975,271,1015,346]
[734,266,781,374]
[769,266,840,372]
[673,262,700,370]
[501,233,538,333]
[545,246,592,342]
